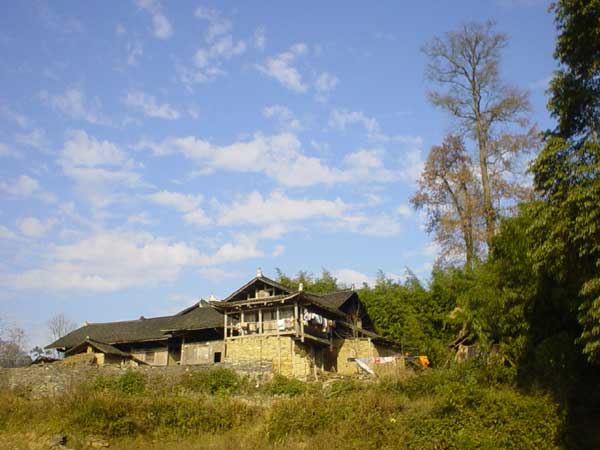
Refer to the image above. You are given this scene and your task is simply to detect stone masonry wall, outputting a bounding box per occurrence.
[225,336,313,378]
[0,360,272,399]
[333,339,396,375]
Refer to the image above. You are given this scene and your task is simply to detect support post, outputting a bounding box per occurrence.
[258,308,263,335]
[223,312,228,340]
[294,302,299,337]
[300,307,305,343]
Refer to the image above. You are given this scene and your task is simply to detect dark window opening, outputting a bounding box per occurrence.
[213,352,222,363]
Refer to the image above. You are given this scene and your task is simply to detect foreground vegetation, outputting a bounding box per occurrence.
[0,365,564,450]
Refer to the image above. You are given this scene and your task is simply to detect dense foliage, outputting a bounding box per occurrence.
[0,366,563,450]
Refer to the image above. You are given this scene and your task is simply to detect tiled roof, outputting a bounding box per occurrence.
[46,304,224,349]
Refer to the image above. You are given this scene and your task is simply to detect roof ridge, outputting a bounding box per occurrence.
[82,313,181,327]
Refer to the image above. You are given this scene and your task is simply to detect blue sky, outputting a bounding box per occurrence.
[0,0,556,347]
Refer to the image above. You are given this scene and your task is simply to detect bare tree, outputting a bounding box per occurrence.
[47,313,77,342]
[423,21,535,247]
[411,135,484,268]
[0,320,30,368]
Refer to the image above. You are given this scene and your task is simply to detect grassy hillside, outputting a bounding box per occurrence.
[0,364,564,450]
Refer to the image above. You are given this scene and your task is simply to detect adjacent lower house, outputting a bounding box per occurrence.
[46,270,401,378]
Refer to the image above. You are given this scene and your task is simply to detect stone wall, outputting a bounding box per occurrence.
[225,336,313,378]
[0,360,272,399]
[333,338,398,375]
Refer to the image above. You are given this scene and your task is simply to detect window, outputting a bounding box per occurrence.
[214,352,222,363]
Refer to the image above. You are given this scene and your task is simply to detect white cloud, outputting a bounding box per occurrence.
[253,26,266,50]
[124,91,180,119]
[0,106,29,128]
[0,225,19,240]
[315,72,339,101]
[17,217,56,238]
[7,231,201,292]
[328,108,422,144]
[127,212,153,226]
[58,130,143,207]
[126,40,143,66]
[135,0,172,39]
[398,148,425,184]
[139,132,404,188]
[263,105,302,131]
[41,87,109,125]
[333,269,374,288]
[148,190,210,226]
[256,43,308,92]
[356,214,402,236]
[0,174,56,204]
[329,108,379,135]
[15,129,49,153]
[396,203,412,217]
[0,142,18,158]
[198,267,240,282]
[194,6,231,42]
[178,6,246,88]
[204,238,263,266]
[60,130,125,168]
[37,2,83,34]
[194,35,246,69]
[148,190,202,212]
[218,191,348,226]
[0,175,39,196]
[140,132,337,187]
[272,244,285,257]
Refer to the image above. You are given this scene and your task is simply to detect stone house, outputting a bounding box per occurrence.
[47,271,400,378]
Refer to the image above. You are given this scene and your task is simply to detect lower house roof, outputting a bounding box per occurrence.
[46,304,224,350]
[65,338,133,358]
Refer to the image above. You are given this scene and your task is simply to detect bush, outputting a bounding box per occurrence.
[92,370,146,395]
[180,368,242,395]
[262,374,306,396]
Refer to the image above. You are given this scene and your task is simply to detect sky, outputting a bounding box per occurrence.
[0,0,557,348]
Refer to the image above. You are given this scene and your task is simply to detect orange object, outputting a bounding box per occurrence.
[417,355,430,367]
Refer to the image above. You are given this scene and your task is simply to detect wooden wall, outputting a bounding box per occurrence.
[181,340,224,365]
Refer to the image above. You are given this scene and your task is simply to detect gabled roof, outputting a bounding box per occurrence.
[223,275,293,302]
[46,305,225,350]
[65,338,133,358]
[161,303,225,332]
[307,290,356,311]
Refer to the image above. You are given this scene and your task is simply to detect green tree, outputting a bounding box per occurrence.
[529,0,600,363]
[548,0,600,142]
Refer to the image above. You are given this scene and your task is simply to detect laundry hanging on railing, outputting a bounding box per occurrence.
[302,312,335,333]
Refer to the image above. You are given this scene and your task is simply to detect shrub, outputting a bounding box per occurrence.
[92,371,146,395]
[180,368,241,395]
[262,374,306,396]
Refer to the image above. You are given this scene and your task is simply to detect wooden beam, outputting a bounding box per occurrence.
[258,308,263,335]
[303,333,330,346]
[223,312,228,341]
